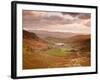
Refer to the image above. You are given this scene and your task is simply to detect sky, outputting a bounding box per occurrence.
[23,10,91,35]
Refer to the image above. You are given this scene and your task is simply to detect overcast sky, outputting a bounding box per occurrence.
[23,10,91,35]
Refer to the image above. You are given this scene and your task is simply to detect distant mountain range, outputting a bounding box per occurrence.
[28,29,90,42]
[29,30,78,38]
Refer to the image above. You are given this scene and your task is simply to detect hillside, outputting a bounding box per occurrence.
[66,34,90,42]
[23,30,47,50]
[23,30,39,40]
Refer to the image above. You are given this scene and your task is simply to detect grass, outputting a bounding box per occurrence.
[47,48,68,56]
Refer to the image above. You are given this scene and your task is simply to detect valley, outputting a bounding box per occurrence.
[23,30,91,69]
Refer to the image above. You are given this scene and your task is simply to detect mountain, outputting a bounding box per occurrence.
[29,30,76,39]
[29,30,90,43]
[23,30,47,50]
[65,35,91,52]
[23,30,90,51]
[23,30,39,40]
[65,34,90,43]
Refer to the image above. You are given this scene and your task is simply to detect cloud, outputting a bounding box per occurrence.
[23,10,91,35]
[78,13,91,19]
[64,14,75,20]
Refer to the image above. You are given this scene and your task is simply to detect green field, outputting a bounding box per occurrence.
[47,47,76,56]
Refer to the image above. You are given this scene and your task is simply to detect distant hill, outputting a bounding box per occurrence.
[29,30,90,43]
[65,34,90,43]
[29,30,76,39]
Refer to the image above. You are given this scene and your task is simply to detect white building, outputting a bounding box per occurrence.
[55,43,65,46]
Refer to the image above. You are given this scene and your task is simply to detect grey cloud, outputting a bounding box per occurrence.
[23,10,91,29]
